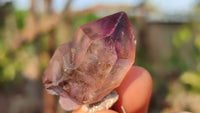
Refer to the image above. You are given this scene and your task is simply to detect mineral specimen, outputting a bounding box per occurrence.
[42,11,136,111]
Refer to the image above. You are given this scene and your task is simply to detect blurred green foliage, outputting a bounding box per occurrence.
[172,23,200,89]
[15,10,26,29]
[172,27,191,48]
[195,36,200,50]
[0,2,13,28]
[180,71,200,92]
[73,13,98,29]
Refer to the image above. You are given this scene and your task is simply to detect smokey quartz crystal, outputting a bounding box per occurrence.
[42,11,136,111]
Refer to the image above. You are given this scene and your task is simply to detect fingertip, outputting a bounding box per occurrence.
[114,66,152,113]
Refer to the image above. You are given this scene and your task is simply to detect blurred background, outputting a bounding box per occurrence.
[0,0,200,113]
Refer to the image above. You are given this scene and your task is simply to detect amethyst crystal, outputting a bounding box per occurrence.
[43,11,136,111]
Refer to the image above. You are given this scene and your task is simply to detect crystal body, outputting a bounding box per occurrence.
[42,11,136,110]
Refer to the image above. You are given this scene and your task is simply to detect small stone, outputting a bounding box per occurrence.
[43,11,136,111]
[82,90,119,113]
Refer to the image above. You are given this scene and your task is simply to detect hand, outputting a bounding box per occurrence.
[73,66,152,113]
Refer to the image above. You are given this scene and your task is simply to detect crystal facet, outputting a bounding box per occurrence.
[42,11,136,111]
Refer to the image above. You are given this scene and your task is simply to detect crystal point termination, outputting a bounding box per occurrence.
[43,11,136,111]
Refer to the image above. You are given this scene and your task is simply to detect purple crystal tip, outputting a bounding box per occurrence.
[43,11,136,111]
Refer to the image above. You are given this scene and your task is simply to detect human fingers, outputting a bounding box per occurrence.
[113,66,152,113]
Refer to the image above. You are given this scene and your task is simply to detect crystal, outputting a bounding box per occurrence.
[42,11,136,111]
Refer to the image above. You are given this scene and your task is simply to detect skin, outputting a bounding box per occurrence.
[73,66,152,113]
